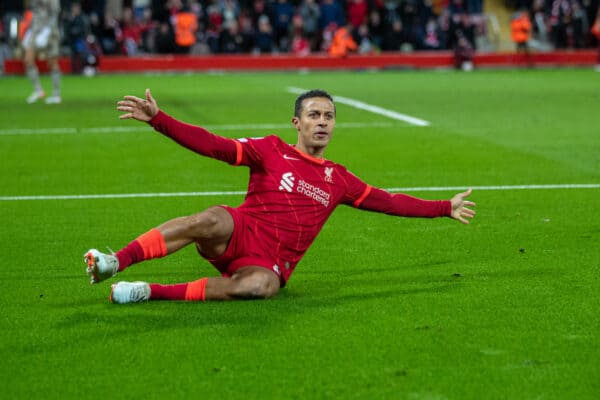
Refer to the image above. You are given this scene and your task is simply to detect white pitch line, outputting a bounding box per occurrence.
[286,86,430,127]
[387,184,600,192]
[0,191,246,201]
[0,121,397,136]
[1,184,597,201]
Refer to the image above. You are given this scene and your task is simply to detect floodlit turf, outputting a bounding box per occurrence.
[0,69,599,399]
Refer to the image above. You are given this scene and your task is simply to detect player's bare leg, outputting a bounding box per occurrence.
[110,266,280,304]
[85,206,233,283]
[205,267,280,300]
[157,206,233,258]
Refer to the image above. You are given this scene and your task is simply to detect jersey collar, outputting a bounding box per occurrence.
[290,145,326,165]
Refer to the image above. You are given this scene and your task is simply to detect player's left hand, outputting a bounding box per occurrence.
[450,188,476,224]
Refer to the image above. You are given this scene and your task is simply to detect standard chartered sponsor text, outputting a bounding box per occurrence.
[297,180,330,207]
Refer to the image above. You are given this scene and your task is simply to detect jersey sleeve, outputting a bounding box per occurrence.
[340,168,450,217]
[148,110,242,165]
[358,186,452,218]
[340,168,372,207]
[233,136,272,167]
[149,110,272,167]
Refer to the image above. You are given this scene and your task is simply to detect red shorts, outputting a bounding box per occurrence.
[197,205,287,287]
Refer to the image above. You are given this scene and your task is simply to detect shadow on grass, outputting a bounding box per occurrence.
[303,258,454,278]
[55,280,459,327]
[2,277,463,359]
[286,282,459,307]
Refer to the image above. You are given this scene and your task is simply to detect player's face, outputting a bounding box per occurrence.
[293,97,336,155]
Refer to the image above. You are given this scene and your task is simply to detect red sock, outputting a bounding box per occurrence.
[149,278,208,301]
[149,283,188,300]
[115,241,144,271]
[115,228,167,271]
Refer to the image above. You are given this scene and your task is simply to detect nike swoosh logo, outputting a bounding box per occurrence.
[283,155,300,160]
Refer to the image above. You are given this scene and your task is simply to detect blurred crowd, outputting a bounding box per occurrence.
[0,0,491,60]
[510,0,599,50]
[0,0,598,69]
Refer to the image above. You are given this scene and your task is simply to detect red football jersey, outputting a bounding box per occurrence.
[234,134,370,273]
[149,111,451,281]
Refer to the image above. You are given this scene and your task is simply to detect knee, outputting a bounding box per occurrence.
[230,271,279,300]
[184,210,221,237]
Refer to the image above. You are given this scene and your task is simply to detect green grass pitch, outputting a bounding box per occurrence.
[0,69,598,399]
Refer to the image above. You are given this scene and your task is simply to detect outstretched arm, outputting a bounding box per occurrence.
[117,88,158,121]
[116,89,241,164]
[449,188,476,224]
[356,185,476,223]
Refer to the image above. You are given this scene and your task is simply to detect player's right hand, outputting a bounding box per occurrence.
[117,88,159,122]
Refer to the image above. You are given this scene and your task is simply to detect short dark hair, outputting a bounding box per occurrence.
[294,89,335,117]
